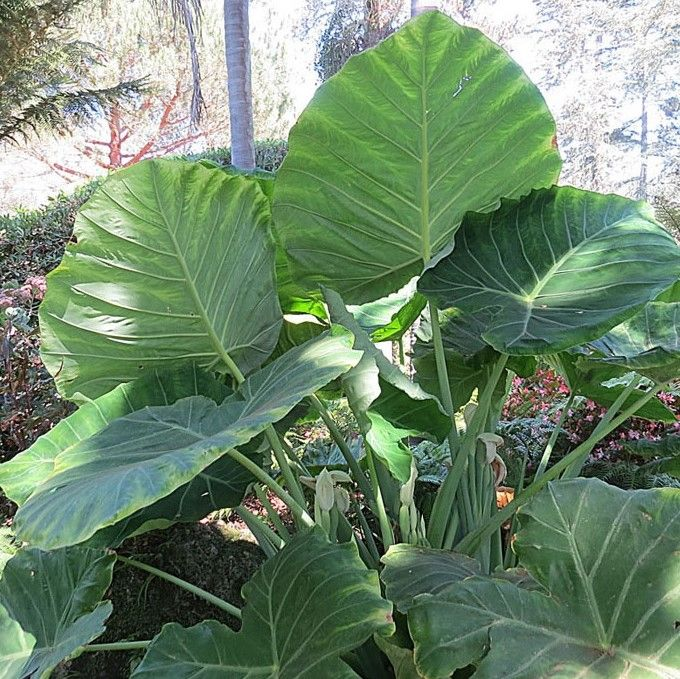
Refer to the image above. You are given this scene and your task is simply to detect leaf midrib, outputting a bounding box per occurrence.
[522,207,618,305]
[149,167,243,383]
[419,42,430,262]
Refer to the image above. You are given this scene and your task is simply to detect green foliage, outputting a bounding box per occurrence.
[1,12,679,678]
[419,187,680,355]
[0,364,232,506]
[381,544,480,613]
[39,159,283,399]
[588,302,680,382]
[0,143,288,460]
[0,181,99,285]
[274,11,561,303]
[13,329,360,549]
[407,479,680,677]
[0,0,147,142]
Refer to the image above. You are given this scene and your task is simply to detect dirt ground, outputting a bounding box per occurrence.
[55,520,265,678]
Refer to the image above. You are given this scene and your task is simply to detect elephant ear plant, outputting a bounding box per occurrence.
[1,11,679,679]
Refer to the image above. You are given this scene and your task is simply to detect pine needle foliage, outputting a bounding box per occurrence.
[0,0,148,143]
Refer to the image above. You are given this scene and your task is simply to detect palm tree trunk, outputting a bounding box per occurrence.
[410,0,438,16]
[224,0,255,169]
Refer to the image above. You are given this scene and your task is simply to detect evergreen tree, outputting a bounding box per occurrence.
[306,0,404,82]
[0,0,146,143]
[533,0,679,201]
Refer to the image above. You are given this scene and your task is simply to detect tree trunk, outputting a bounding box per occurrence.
[410,0,438,16]
[224,0,255,169]
[638,90,648,200]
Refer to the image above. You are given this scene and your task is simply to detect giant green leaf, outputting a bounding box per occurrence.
[273,11,561,304]
[588,302,680,382]
[14,329,362,549]
[0,547,115,679]
[40,158,282,400]
[325,288,449,481]
[0,364,231,506]
[132,530,394,678]
[409,479,680,678]
[420,187,680,355]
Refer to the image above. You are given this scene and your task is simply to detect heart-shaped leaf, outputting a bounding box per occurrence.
[40,158,282,400]
[273,11,561,303]
[14,329,362,549]
[409,479,680,678]
[588,302,680,382]
[0,364,231,506]
[420,187,680,355]
[131,530,394,678]
[0,547,115,679]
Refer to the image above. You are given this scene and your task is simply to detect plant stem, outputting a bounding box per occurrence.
[235,506,281,558]
[253,484,291,540]
[441,504,460,550]
[264,428,307,509]
[365,444,394,548]
[225,448,313,527]
[82,640,151,652]
[352,499,381,564]
[337,509,378,569]
[503,451,528,569]
[308,393,376,506]
[455,381,666,555]
[116,555,242,620]
[427,354,508,548]
[535,392,575,479]
[428,300,460,459]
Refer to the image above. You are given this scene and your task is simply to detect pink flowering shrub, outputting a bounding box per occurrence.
[501,367,679,473]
